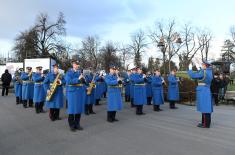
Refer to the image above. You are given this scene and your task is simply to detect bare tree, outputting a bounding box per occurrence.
[198,29,213,61]
[80,36,100,69]
[100,41,121,72]
[118,44,132,70]
[149,19,183,74]
[129,29,147,67]
[178,25,204,70]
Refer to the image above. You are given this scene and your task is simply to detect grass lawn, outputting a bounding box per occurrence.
[176,71,190,79]
[227,83,235,91]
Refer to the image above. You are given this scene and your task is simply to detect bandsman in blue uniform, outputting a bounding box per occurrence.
[32,66,46,114]
[84,70,96,115]
[44,64,65,121]
[188,62,213,128]
[21,67,34,108]
[65,60,86,131]
[124,70,131,102]
[133,67,147,115]
[13,68,23,105]
[129,68,137,107]
[151,69,164,111]
[94,73,103,106]
[145,72,152,105]
[167,69,179,109]
[105,65,123,122]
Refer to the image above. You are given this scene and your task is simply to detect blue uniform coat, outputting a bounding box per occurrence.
[132,73,147,105]
[13,74,22,98]
[21,72,34,100]
[65,69,86,114]
[167,74,179,101]
[124,76,131,96]
[44,72,65,109]
[151,76,164,105]
[145,76,152,97]
[105,74,123,111]
[188,68,213,113]
[94,75,103,100]
[32,73,46,103]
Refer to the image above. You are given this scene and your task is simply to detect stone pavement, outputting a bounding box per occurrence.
[1,93,235,155]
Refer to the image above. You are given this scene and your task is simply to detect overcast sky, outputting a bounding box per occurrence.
[0,0,235,61]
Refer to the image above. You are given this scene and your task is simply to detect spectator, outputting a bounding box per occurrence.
[1,69,12,96]
[218,74,226,101]
[211,73,220,106]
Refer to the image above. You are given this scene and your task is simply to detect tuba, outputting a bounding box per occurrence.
[46,73,61,101]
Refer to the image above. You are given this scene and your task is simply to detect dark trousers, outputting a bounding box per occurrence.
[95,99,100,105]
[202,113,211,128]
[22,99,33,108]
[16,97,22,104]
[136,105,144,115]
[147,97,152,105]
[49,108,60,121]
[153,105,160,111]
[130,98,135,107]
[169,101,176,109]
[213,94,219,106]
[68,114,81,128]
[2,85,9,96]
[85,104,95,115]
[107,111,117,122]
[35,102,44,113]
[125,95,130,102]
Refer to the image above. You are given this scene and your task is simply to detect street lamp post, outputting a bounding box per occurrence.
[157,34,182,75]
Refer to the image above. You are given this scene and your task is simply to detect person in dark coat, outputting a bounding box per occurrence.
[1,69,12,96]
[210,73,220,106]
[218,74,226,101]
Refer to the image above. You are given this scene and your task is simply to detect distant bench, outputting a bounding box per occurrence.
[224,91,235,104]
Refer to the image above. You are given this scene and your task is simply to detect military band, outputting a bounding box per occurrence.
[21,67,34,108]
[44,64,65,121]
[12,59,217,131]
[32,66,46,113]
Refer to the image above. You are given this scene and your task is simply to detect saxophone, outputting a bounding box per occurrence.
[87,74,96,95]
[46,73,61,101]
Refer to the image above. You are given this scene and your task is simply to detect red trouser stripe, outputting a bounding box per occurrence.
[203,114,206,127]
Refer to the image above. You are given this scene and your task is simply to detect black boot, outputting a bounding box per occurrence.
[147,97,152,105]
[75,114,83,130]
[68,114,76,131]
[112,111,118,122]
[35,103,40,114]
[170,101,178,109]
[107,111,113,123]
[49,109,56,121]
[16,97,20,105]
[95,99,101,106]
[131,98,135,107]
[197,113,205,128]
[139,105,145,115]
[39,102,45,113]
[85,104,89,115]
[23,100,27,108]
[55,109,61,120]
[89,104,96,114]
[205,113,211,128]
[28,99,33,108]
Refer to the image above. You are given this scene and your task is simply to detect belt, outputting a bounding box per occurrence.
[50,83,62,86]
[68,84,84,87]
[134,84,145,86]
[198,83,206,86]
[108,85,122,88]
[35,82,43,84]
[23,81,34,84]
